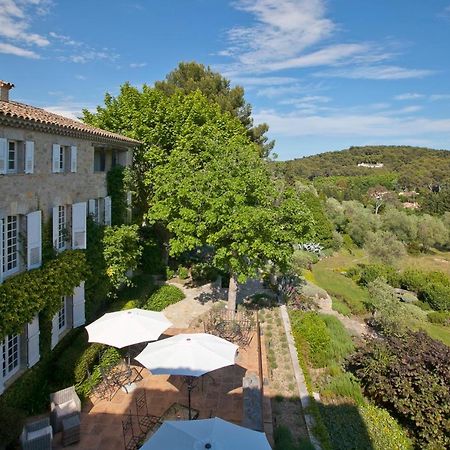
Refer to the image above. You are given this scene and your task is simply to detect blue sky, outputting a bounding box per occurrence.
[1,0,450,160]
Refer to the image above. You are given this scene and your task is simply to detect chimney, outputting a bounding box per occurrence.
[0,80,14,102]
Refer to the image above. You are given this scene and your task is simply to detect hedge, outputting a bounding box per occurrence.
[143,285,185,311]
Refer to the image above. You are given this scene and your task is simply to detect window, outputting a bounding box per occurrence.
[94,149,106,172]
[2,215,19,275]
[7,141,17,173]
[59,146,65,172]
[57,206,66,250]
[58,297,66,331]
[1,334,20,379]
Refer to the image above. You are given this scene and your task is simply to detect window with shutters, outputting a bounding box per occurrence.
[7,141,17,173]
[2,215,19,276]
[1,334,20,380]
[57,206,66,250]
[94,149,106,172]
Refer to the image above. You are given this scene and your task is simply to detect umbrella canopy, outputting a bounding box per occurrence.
[85,308,173,348]
[135,333,238,377]
[141,417,272,450]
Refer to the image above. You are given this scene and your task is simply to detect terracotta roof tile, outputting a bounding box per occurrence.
[0,100,140,145]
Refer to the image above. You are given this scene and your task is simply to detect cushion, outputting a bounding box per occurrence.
[27,425,52,441]
[54,399,77,418]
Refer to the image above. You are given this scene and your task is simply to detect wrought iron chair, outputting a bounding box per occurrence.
[135,390,160,435]
[122,410,141,450]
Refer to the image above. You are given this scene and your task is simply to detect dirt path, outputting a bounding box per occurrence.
[315,293,372,338]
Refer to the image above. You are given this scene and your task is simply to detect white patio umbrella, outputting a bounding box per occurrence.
[85,308,173,348]
[141,417,272,450]
[135,333,238,419]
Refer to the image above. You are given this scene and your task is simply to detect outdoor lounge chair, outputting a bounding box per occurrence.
[20,417,53,450]
[50,386,81,432]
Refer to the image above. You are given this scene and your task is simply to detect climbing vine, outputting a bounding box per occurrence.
[0,250,87,338]
[107,165,128,225]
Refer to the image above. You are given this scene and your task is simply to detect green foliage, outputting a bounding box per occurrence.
[297,189,334,247]
[382,207,417,244]
[416,214,448,250]
[289,311,354,368]
[273,426,313,450]
[421,187,450,215]
[331,297,351,316]
[360,403,413,450]
[291,250,318,273]
[103,224,143,289]
[143,285,185,311]
[139,226,165,275]
[0,250,87,338]
[364,230,406,265]
[427,310,450,326]
[321,371,364,405]
[0,404,26,448]
[278,145,450,192]
[357,263,400,287]
[346,332,450,448]
[190,262,220,283]
[177,265,189,279]
[154,61,274,157]
[107,165,128,225]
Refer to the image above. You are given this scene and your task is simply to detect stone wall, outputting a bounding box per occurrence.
[0,125,132,220]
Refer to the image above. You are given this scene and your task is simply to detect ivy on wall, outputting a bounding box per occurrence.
[0,250,87,339]
[107,165,128,225]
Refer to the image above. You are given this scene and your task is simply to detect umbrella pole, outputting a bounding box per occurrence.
[187,376,193,420]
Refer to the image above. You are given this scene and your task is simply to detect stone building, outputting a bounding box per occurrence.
[0,80,138,393]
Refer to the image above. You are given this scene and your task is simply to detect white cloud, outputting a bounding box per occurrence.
[220,0,432,83]
[0,41,39,58]
[75,74,87,80]
[129,62,147,68]
[0,0,50,49]
[430,94,450,101]
[49,32,82,47]
[317,65,433,80]
[230,76,298,86]
[394,93,425,100]
[253,109,450,138]
[58,49,119,64]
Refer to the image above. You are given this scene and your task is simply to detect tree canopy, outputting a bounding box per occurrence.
[155,61,274,157]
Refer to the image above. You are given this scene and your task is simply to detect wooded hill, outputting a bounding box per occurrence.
[275,145,450,190]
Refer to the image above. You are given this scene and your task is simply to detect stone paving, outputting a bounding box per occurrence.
[52,279,273,449]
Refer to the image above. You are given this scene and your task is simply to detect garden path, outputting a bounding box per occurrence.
[315,292,372,338]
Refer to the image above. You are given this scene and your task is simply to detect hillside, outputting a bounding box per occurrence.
[275,145,450,190]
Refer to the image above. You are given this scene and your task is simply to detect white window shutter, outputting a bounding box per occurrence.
[72,282,85,327]
[52,144,60,173]
[104,196,112,226]
[51,313,59,350]
[0,138,6,175]
[52,206,59,250]
[72,202,86,249]
[70,146,77,173]
[25,141,35,174]
[0,218,3,284]
[27,315,40,368]
[27,210,42,269]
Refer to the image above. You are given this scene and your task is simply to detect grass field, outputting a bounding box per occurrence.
[310,249,450,346]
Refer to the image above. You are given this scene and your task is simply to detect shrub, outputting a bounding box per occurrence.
[422,282,450,310]
[143,285,185,311]
[332,297,351,316]
[413,300,432,311]
[177,265,189,279]
[165,267,175,279]
[321,372,364,405]
[190,262,219,283]
[0,405,26,448]
[346,332,450,448]
[290,311,332,368]
[291,250,319,273]
[427,311,450,326]
[360,404,413,450]
[358,264,400,287]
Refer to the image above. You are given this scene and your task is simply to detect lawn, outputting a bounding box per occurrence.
[308,251,369,315]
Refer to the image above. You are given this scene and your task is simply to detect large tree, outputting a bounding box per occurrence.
[84,85,314,309]
[155,61,274,158]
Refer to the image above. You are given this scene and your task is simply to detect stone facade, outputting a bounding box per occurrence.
[0,125,132,221]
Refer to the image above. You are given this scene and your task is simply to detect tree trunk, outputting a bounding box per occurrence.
[227,274,238,312]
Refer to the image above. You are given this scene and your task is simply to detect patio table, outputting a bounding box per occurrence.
[140,403,200,446]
